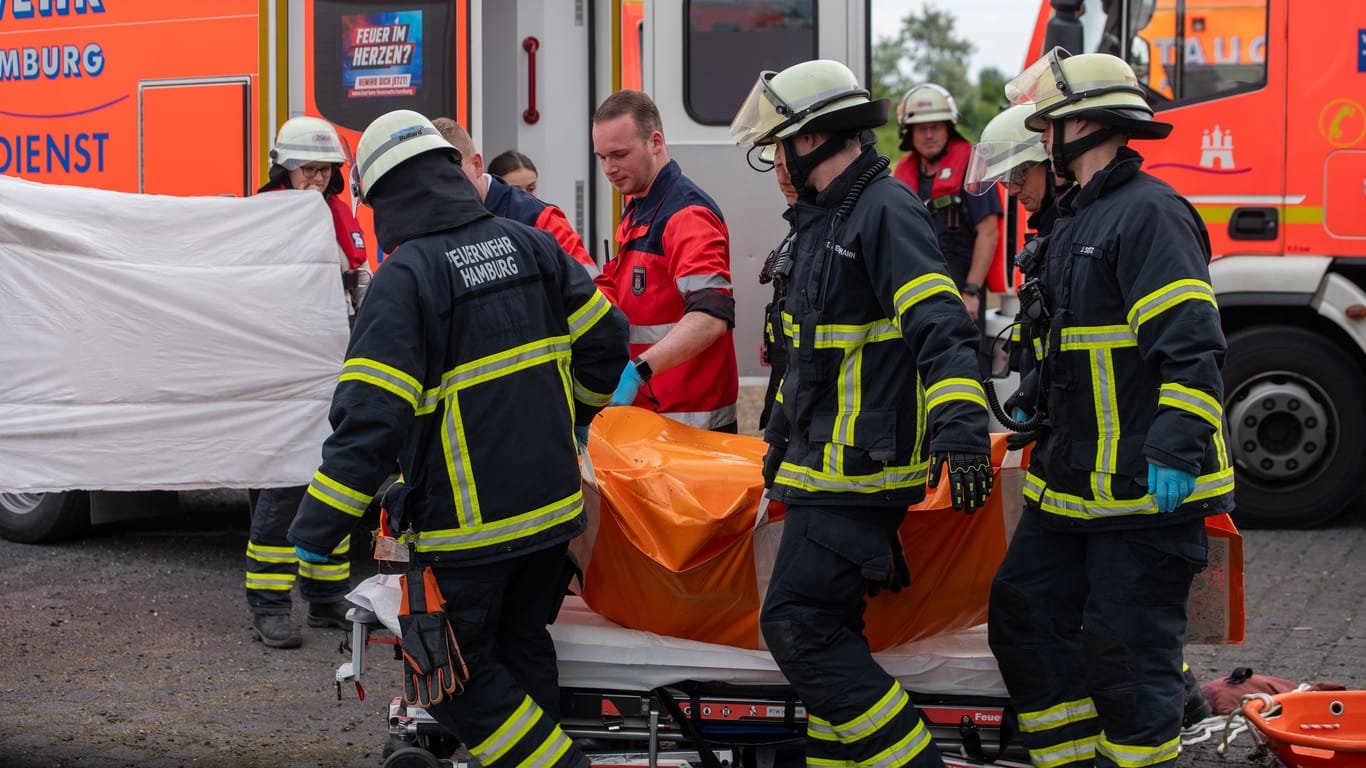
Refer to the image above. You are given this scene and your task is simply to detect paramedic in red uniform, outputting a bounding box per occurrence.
[244,115,371,650]
[731,60,993,768]
[288,110,627,768]
[592,90,740,432]
[987,50,1234,768]
[432,117,599,278]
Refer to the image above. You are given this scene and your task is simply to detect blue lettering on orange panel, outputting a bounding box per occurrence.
[0,43,104,80]
[0,132,109,175]
[1359,29,1366,73]
[0,0,105,21]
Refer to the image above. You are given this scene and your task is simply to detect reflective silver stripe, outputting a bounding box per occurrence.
[828,683,907,743]
[1097,734,1180,768]
[244,574,294,591]
[866,718,934,768]
[1158,383,1223,428]
[924,378,988,413]
[446,339,571,388]
[1024,468,1235,519]
[663,404,738,430]
[471,695,539,764]
[893,273,958,316]
[298,560,349,581]
[812,321,899,348]
[443,395,478,528]
[1058,325,1137,349]
[340,357,423,409]
[247,542,295,564]
[629,323,675,345]
[776,460,928,494]
[806,717,838,741]
[356,123,445,183]
[306,471,373,518]
[1018,698,1097,733]
[521,726,575,767]
[1093,349,1119,498]
[1028,736,1099,768]
[567,290,612,341]
[573,378,612,408]
[579,262,601,279]
[676,273,732,294]
[1128,279,1217,331]
[417,491,584,552]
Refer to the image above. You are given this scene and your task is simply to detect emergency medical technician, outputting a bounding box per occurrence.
[287,110,627,768]
[245,115,370,650]
[895,84,1001,327]
[431,117,599,278]
[592,90,739,432]
[730,60,993,768]
[987,50,1234,768]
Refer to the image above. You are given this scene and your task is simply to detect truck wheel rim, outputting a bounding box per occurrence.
[1227,374,1333,483]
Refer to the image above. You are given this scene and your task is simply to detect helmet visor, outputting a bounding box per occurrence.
[729,71,786,146]
[1005,47,1071,106]
[964,137,1045,195]
[349,163,364,215]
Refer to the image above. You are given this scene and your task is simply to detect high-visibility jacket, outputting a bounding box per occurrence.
[767,147,990,508]
[484,174,598,278]
[595,159,738,430]
[1028,147,1234,528]
[288,152,629,566]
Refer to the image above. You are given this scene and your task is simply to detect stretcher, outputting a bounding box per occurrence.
[339,409,1241,768]
[1242,691,1366,768]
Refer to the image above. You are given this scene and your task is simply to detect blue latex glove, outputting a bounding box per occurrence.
[295,546,329,564]
[1148,463,1197,514]
[574,424,590,452]
[1011,407,1030,423]
[610,361,644,406]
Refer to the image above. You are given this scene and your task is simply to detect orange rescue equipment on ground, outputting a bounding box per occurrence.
[1243,691,1366,768]
[574,407,1243,652]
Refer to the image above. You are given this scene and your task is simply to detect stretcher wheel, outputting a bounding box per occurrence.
[382,746,442,768]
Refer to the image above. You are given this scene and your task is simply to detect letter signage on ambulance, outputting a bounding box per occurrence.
[342,11,423,99]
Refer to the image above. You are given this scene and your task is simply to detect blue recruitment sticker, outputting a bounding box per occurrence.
[1360,29,1366,72]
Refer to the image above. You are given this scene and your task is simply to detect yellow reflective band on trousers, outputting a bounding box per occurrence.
[1097,733,1180,768]
[893,272,960,318]
[1018,698,1097,734]
[306,471,374,518]
[471,694,574,768]
[1158,382,1231,469]
[339,357,423,411]
[437,337,573,529]
[1126,279,1217,333]
[1024,467,1234,519]
[925,377,988,414]
[805,683,934,768]
[247,541,297,565]
[806,759,857,767]
[244,571,294,591]
[416,490,584,554]
[1028,736,1099,768]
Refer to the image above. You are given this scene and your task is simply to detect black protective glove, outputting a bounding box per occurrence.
[927,451,994,513]
[1005,430,1037,452]
[762,441,786,489]
[398,566,469,708]
[867,530,912,597]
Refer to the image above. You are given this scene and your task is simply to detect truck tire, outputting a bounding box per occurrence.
[0,491,91,543]
[1223,326,1366,528]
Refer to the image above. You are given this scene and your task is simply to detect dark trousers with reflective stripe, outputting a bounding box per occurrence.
[761,505,944,768]
[245,485,350,615]
[988,505,1207,768]
[426,541,586,768]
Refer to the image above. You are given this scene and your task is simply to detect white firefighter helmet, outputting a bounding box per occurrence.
[351,109,455,205]
[1006,48,1171,139]
[964,103,1049,196]
[729,59,888,146]
[896,83,962,127]
[270,116,348,170]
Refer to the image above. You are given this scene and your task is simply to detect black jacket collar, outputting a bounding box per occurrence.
[369,150,493,253]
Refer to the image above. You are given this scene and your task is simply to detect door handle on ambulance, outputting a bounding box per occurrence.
[522,36,541,125]
[1229,206,1278,241]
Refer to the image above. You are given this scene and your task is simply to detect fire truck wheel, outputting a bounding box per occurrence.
[0,491,91,543]
[1223,325,1366,528]
[381,747,442,768]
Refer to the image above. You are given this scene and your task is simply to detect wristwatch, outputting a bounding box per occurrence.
[631,356,653,381]
[962,283,983,298]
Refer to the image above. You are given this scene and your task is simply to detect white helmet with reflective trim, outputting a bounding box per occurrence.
[964,104,1049,196]
[270,116,348,170]
[351,109,456,204]
[1007,48,1170,139]
[896,83,961,127]
[729,59,888,146]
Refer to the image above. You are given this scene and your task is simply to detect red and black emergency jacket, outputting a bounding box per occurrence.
[766,148,990,508]
[894,137,979,285]
[1029,147,1233,529]
[596,159,738,430]
[484,174,598,277]
[288,155,629,566]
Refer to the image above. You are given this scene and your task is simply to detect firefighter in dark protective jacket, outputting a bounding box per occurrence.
[731,59,993,768]
[287,110,627,768]
[987,50,1235,768]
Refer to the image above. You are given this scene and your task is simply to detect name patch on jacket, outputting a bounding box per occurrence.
[829,241,858,260]
[1072,242,1101,257]
[446,236,521,288]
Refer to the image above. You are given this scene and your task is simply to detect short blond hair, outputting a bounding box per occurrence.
[431,117,477,160]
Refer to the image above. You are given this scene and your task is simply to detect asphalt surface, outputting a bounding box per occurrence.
[0,388,1362,768]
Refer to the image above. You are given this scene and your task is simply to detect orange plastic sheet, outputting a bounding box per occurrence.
[573,408,1244,651]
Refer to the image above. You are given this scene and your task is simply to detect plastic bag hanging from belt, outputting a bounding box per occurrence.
[397,547,469,708]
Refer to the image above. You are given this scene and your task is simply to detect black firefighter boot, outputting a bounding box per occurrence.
[307,600,353,630]
[252,613,303,649]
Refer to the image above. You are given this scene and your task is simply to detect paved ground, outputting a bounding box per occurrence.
[0,388,1361,768]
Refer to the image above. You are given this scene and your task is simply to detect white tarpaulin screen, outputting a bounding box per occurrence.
[0,177,350,493]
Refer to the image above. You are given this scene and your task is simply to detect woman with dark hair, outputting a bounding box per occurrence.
[487,149,539,195]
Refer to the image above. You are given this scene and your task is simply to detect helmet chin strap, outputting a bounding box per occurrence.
[1048,117,1115,182]
[782,132,854,191]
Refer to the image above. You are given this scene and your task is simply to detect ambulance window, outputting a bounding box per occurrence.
[311,0,462,133]
[1120,0,1269,107]
[684,0,817,125]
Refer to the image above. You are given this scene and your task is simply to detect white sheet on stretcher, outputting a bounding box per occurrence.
[348,575,1007,698]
